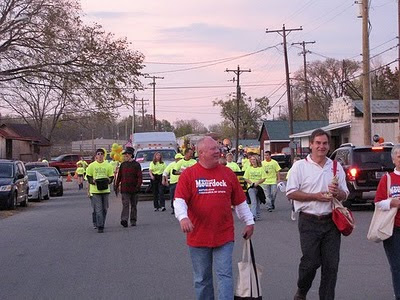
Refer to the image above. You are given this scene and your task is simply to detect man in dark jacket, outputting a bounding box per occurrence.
[115,147,142,227]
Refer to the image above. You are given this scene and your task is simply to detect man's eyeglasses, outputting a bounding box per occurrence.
[96,152,105,156]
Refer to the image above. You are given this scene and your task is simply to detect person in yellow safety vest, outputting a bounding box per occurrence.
[261,150,281,212]
[76,159,88,169]
[75,163,85,190]
[149,152,167,211]
[162,153,184,215]
[226,153,241,172]
[172,148,197,176]
[241,154,250,172]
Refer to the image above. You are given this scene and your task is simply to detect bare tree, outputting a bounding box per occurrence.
[0,0,144,140]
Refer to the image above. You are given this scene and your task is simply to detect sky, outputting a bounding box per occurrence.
[80,0,398,128]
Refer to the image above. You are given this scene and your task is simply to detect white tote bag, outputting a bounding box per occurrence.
[234,239,263,300]
[367,173,398,243]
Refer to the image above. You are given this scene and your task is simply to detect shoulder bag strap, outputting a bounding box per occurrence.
[249,239,261,298]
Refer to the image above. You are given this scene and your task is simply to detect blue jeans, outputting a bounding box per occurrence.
[169,183,177,209]
[189,242,234,300]
[262,184,277,209]
[91,193,109,228]
[383,226,400,299]
[248,187,260,219]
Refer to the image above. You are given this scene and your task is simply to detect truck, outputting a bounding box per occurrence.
[131,132,178,192]
[49,154,91,175]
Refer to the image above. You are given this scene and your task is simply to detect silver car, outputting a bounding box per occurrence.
[28,171,50,201]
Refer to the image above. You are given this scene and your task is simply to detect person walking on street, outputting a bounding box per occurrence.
[115,147,142,228]
[75,163,85,190]
[286,129,348,300]
[374,144,400,299]
[243,155,267,221]
[174,137,255,300]
[149,152,167,211]
[172,148,197,176]
[261,150,281,212]
[86,148,114,233]
[226,152,241,172]
[162,153,184,215]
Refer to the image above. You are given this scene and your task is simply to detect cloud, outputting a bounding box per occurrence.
[159,23,264,52]
[86,11,150,19]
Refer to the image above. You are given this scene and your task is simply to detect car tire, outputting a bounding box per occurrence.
[9,193,17,210]
[57,187,63,196]
[43,191,50,200]
[37,189,42,202]
[20,195,28,207]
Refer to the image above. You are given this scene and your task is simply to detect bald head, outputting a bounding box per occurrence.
[197,137,220,168]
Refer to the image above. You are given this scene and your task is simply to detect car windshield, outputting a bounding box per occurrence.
[0,163,13,178]
[353,149,394,168]
[28,172,37,181]
[36,168,59,177]
[135,149,176,162]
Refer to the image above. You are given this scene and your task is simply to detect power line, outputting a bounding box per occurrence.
[145,44,280,75]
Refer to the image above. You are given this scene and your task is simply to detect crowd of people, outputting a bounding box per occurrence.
[70,129,400,300]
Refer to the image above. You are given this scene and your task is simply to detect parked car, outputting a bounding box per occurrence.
[271,153,291,170]
[25,161,49,170]
[330,143,394,206]
[49,154,91,175]
[0,159,29,209]
[32,167,63,196]
[28,171,50,201]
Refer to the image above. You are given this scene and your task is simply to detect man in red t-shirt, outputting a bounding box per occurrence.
[174,137,254,300]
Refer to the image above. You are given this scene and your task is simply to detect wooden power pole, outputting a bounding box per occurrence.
[398,0,400,142]
[226,65,251,161]
[362,0,372,145]
[145,75,164,130]
[266,24,302,159]
[292,40,315,120]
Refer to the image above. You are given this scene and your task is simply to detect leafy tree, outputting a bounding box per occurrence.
[0,0,144,140]
[213,94,270,139]
[291,58,360,119]
[208,120,236,139]
[174,119,208,137]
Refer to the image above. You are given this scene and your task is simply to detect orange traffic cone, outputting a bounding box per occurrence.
[66,172,72,182]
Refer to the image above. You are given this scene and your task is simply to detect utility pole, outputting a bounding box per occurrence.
[266,24,302,160]
[398,0,400,142]
[145,75,164,130]
[131,94,136,137]
[138,98,149,130]
[292,40,315,120]
[225,65,251,161]
[361,0,372,145]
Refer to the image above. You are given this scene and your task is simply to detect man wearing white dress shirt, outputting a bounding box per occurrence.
[286,129,349,300]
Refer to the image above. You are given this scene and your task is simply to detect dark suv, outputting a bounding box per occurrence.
[0,159,29,209]
[330,143,394,206]
[271,153,291,170]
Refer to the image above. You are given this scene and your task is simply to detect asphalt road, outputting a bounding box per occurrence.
[0,181,395,300]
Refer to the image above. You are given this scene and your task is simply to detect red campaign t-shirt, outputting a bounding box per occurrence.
[375,172,400,227]
[175,163,247,247]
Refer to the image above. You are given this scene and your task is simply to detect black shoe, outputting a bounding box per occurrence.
[272,204,275,210]
[268,208,273,212]
[171,210,175,215]
[154,208,159,212]
[121,220,128,228]
[97,227,104,233]
[161,207,166,211]
[294,289,307,300]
